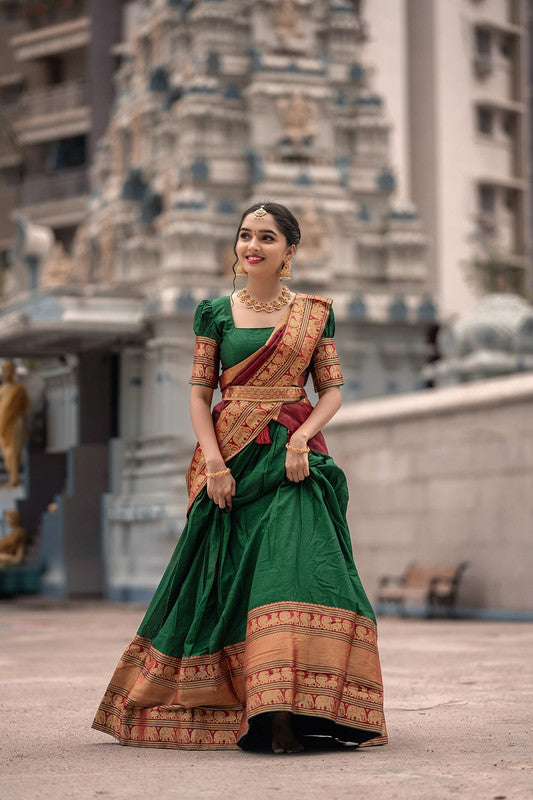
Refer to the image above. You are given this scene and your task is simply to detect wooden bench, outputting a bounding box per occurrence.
[376,561,469,617]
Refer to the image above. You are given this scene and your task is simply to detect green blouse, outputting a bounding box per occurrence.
[191,295,336,372]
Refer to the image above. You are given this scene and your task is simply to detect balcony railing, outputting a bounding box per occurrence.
[20,166,88,206]
[16,80,89,121]
[20,1,88,31]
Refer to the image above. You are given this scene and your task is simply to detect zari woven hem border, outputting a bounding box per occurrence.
[92,600,387,750]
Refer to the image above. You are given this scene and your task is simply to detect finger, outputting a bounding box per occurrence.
[290,465,301,482]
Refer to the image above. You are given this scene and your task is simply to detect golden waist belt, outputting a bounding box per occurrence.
[222,386,306,403]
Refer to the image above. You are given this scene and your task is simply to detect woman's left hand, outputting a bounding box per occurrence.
[285,438,310,483]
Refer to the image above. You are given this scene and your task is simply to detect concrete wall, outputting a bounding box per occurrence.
[326,372,533,617]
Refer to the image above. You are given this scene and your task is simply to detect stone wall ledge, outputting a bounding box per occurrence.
[329,372,533,429]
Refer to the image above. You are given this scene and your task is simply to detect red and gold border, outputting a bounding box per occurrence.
[189,335,219,389]
[92,601,387,750]
[311,337,344,393]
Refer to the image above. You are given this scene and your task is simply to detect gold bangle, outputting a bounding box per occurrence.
[285,443,310,454]
[206,467,231,479]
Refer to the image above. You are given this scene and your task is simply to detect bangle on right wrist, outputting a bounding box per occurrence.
[206,467,231,479]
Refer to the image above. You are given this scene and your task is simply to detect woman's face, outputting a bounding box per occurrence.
[235,212,295,279]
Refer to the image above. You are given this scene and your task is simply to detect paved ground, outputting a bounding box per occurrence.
[1,599,532,800]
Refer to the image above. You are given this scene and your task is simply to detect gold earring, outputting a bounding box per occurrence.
[236,262,247,275]
[279,259,291,279]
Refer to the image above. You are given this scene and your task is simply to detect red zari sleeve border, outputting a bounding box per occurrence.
[189,335,219,389]
[310,337,344,393]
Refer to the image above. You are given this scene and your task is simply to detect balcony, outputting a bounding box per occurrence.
[473,54,493,78]
[20,1,88,31]
[13,80,90,145]
[17,166,89,227]
[10,3,90,61]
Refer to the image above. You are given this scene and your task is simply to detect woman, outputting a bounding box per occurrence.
[92,202,387,754]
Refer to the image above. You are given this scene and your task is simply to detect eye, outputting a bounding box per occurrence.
[262,235,274,242]
[239,232,250,240]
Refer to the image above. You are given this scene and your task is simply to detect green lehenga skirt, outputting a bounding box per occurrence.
[92,422,387,749]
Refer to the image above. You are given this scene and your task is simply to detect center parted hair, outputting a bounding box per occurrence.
[232,201,301,263]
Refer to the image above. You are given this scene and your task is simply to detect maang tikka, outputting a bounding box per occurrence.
[254,204,267,219]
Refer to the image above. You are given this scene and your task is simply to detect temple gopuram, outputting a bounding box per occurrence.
[0,0,432,600]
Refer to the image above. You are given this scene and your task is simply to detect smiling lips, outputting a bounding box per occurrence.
[246,255,264,263]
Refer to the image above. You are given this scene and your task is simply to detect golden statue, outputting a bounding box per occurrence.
[0,509,26,567]
[0,361,29,488]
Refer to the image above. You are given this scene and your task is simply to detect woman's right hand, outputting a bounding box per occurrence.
[207,470,236,510]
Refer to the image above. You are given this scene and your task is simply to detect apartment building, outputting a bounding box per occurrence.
[0,0,123,275]
[366,0,530,318]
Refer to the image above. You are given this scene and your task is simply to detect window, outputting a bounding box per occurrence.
[500,34,514,58]
[473,27,492,77]
[504,189,516,210]
[477,106,493,135]
[478,184,495,212]
[475,27,491,56]
[0,2,19,24]
[502,112,516,136]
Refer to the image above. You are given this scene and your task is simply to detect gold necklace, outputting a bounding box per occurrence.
[237,286,291,313]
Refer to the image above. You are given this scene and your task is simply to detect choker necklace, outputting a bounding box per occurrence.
[237,286,291,313]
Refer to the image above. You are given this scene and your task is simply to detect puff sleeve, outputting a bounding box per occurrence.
[310,307,344,393]
[189,300,220,389]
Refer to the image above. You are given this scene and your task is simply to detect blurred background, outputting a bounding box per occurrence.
[0,0,531,617]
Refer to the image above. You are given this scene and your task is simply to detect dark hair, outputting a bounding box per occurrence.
[232,201,301,259]
[230,202,301,292]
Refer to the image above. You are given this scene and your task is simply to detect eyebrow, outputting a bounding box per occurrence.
[239,227,278,235]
